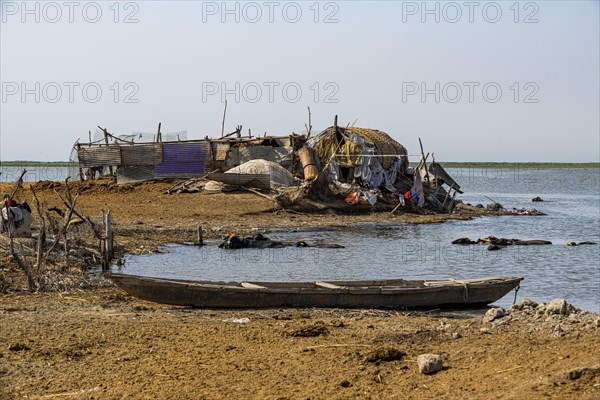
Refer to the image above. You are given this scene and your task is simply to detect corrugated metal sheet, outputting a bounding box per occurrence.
[199,141,212,166]
[121,144,163,166]
[78,146,122,168]
[154,142,205,176]
[116,166,155,184]
[207,173,271,189]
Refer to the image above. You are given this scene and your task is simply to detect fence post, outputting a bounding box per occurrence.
[105,210,113,263]
[196,223,204,246]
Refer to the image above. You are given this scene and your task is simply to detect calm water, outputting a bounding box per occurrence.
[113,168,600,312]
[0,166,70,182]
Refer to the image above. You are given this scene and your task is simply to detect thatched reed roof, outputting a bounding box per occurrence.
[312,126,408,171]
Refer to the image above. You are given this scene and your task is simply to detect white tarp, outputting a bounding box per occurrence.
[225,159,298,189]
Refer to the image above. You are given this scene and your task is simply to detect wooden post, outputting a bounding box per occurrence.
[100,210,112,271]
[156,122,162,142]
[305,106,312,138]
[100,210,106,270]
[449,190,457,213]
[415,152,429,173]
[431,153,437,188]
[105,210,113,260]
[76,143,84,181]
[333,115,338,132]
[221,100,228,138]
[30,187,45,276]
[418,138,430,184]
[63,234,70,271]
[103,128,114,176]
[442,187,452,209]
[196,223,204,246]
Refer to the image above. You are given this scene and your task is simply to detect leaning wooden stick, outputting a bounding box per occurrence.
[221,100,228,138]
[30,187,46,276]
[305,106,312,138]
[9,169,27,199]
[418,138,430,183]
[44,191,79,259]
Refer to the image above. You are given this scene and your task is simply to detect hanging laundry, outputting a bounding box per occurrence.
[411,171,425,207]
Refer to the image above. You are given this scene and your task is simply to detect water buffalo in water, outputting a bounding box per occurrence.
[219,234,344,249]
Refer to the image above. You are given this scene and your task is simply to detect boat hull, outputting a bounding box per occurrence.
[110,274,523,309]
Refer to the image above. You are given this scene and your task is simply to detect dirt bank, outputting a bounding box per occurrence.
[0,180,523,254]
[1,290,598,399]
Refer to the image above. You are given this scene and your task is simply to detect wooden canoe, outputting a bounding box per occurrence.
[110,274,523,309]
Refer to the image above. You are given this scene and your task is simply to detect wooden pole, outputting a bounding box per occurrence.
[156,122,162,142]
[10,169,27,199]
[415,152,429,173]
[221,100,228,138]
[30,187,45,276]
[449,190,457,213]
[333,115,338,132]
[76,143,84,181]
[390,201,403,214]
[88,130,92,146]
[196,224,204,246]
[442,187,452,209]
[63,234,70,271]
[418,138,430,184]
[103,129,114,176]
[305,106,313,138]
[105,210,113,260]
[431,153,437,188]
[101,210,107,270]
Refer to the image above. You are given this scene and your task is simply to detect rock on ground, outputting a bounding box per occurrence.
[546,299,569,315]
[417,354,443,374]
[483,307,507,322]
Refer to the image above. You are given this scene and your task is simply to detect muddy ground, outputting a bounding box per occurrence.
[1,290,598,399]
[1,180,598,399]
[0,179,517,254]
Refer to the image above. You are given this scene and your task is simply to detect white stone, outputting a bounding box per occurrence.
[521,298,538,308]
[554,323,565,337]
[546,299,569,315]
[417,354,443,374]
[483,307,507,323]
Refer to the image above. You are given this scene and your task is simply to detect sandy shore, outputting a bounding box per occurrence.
[1,180,598,399]
[1,289,598,399]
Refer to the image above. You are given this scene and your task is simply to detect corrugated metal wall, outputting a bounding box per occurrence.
[116,166,155,184]
[79,138,300,184]
[120,144,163,166]
[153,142,208,177]
[78,146,122,168]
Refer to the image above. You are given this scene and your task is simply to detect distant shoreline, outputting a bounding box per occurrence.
[410,162,600,169]
[1,161,73,167]
[1,161,598,169]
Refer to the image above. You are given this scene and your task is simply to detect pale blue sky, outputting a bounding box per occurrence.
[1,0,599,161]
